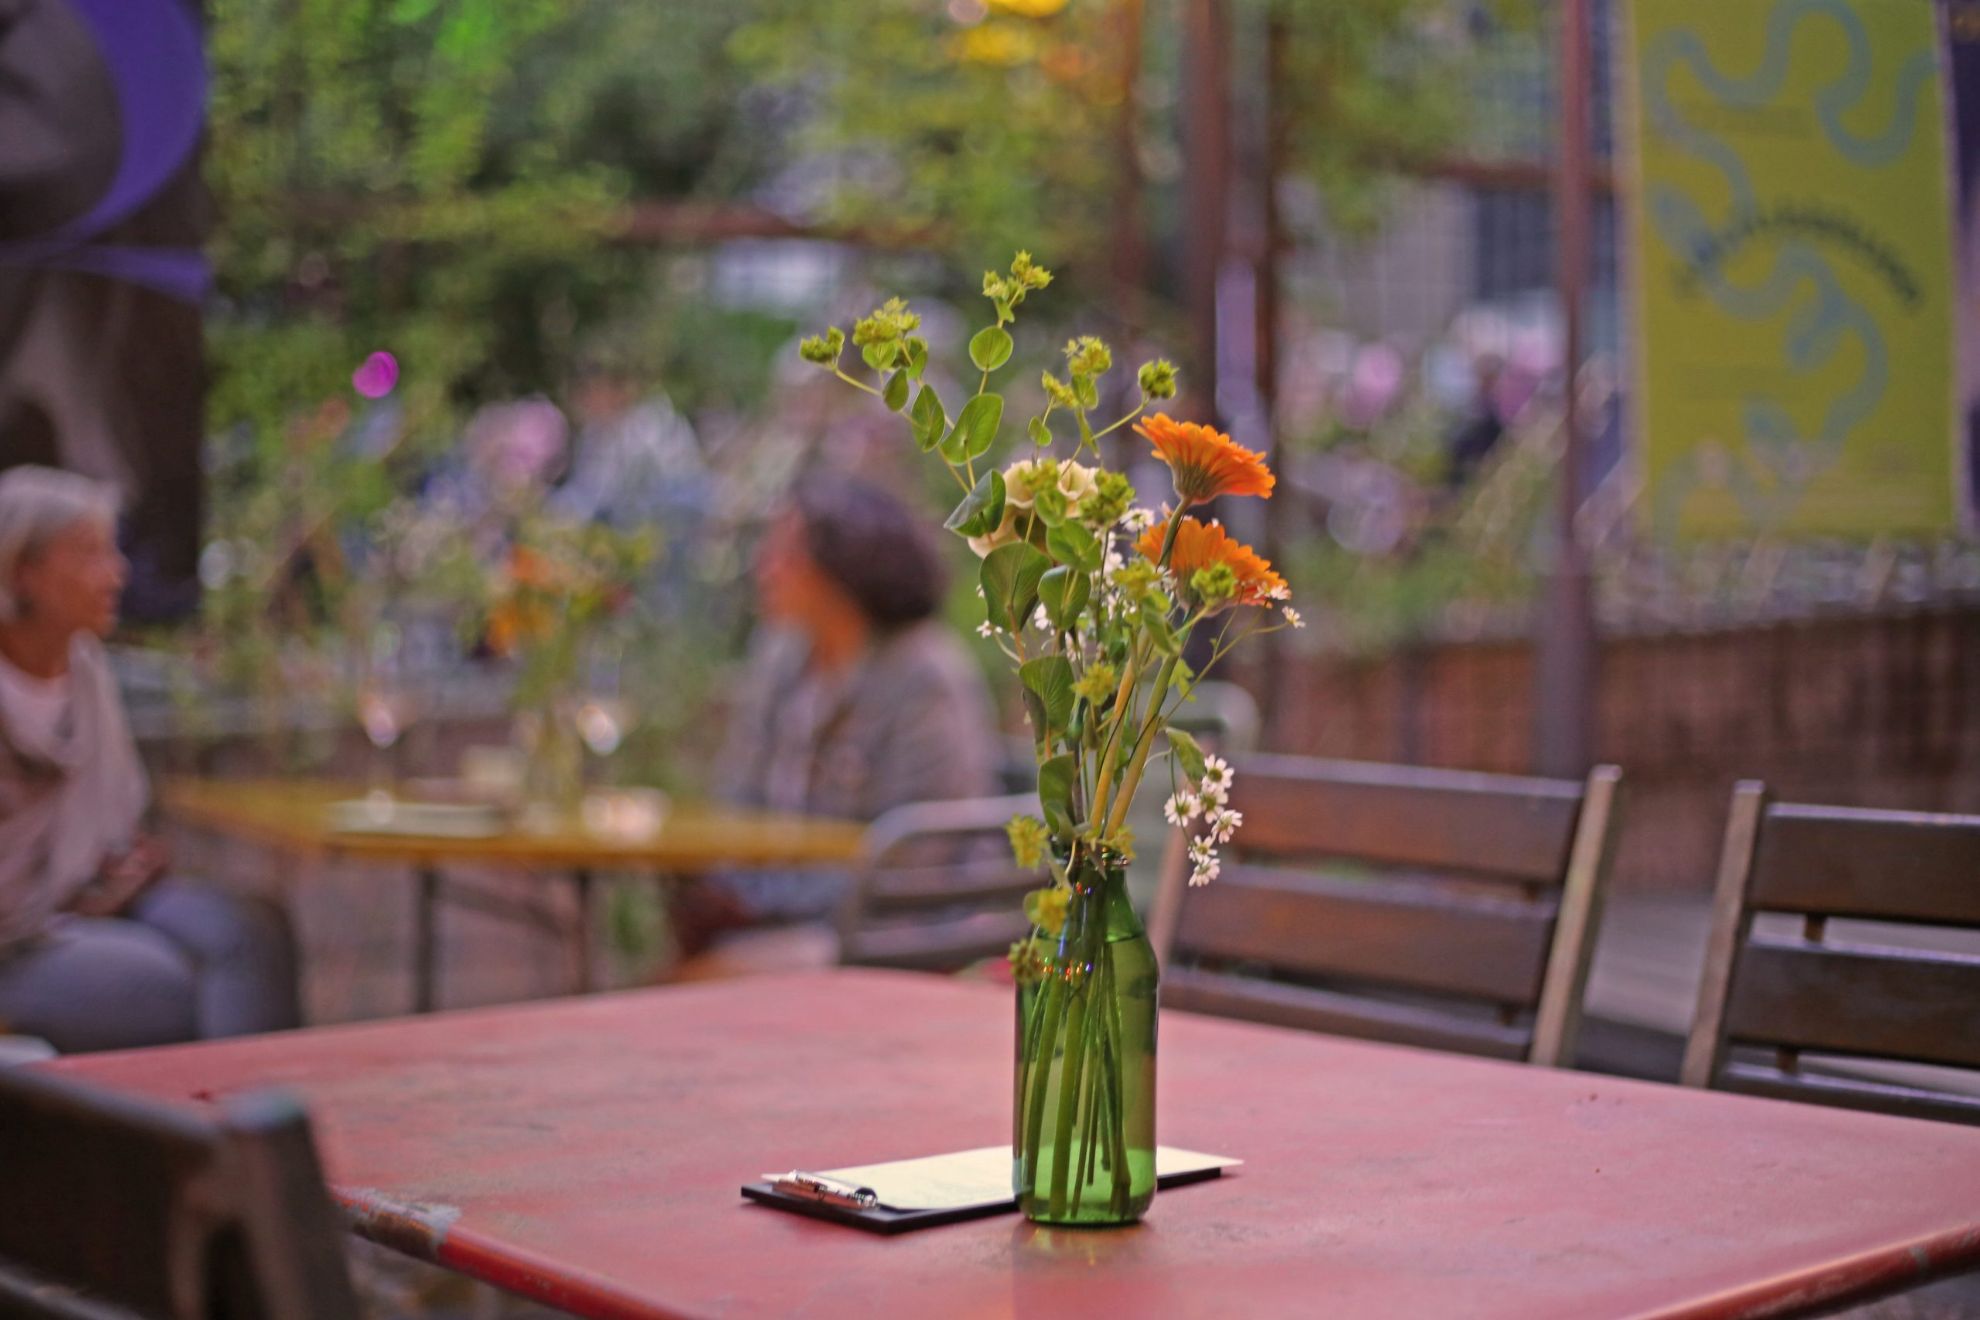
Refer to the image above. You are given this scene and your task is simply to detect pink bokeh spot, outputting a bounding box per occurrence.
[353,351,399,399]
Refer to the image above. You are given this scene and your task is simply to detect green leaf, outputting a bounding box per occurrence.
[944,470,1007,538]
[1037,565,1090,630]
[1020,655,1076,738]
[951,393,1003,461]
[1037,753,1078,835]
[1076,374,1100,410]
[1140,602,1180,656]
[980,542,1050,634]
[1028,416,1052,447]
[910,385,947,452]
[969,325,1014,372]
[905,337,929,379]
[883,369,909,412]
[861,340,898,373]
[1165,728,1209,783]
[1046,522,1100,572]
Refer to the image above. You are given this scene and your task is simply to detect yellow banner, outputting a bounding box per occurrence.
[1626,0,1958,539]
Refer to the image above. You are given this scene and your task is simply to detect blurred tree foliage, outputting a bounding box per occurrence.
[196,0,778,693]
[731,0,1527,300]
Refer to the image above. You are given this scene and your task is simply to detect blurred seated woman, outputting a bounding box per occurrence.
[672,474,999,960]
[0,467,300,1052]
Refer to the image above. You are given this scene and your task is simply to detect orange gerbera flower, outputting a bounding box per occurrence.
[1136,516,1287,607]
[1135,413,1275,505]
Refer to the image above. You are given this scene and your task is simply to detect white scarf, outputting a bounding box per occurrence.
[0,635,148,949]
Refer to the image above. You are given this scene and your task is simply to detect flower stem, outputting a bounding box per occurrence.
[1020,973,1064,1191]
[1046,971,1091,1219]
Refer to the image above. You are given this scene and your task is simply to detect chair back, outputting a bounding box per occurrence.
[0,1067,358,1320]
[837,793,1044,972]
[1167,680,1260,756]
[1152,754,1622,1066]
[1682,783,1980,1124]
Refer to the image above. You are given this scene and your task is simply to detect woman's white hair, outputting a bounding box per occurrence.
[0,466,122,623]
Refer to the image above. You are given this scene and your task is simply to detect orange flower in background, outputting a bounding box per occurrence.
[1135,413,1275,505]
[1137,516,1287,607]
[485,546,566,656]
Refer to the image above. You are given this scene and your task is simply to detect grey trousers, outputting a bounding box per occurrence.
[0,880,301,1053]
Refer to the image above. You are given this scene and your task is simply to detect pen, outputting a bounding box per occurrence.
[762,1171,879,1210]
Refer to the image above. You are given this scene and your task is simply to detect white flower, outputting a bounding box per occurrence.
[1031,605,1052,632]
[1102,549,1124,574]
[1198,779,1229,808]
[1004,457,1100,515]
[976,621,996,638]
[1187,836,1220,887]
[1121,506,1157,533]
[1264,581,1290,602]
[1164,792,1204,827]
[1200,756,1234,791]
[1207,806,1243,844]
[1281,606,1305,629]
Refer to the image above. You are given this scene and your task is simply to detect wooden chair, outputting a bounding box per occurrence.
[1151,755,1623,1066]
[1682,783,1980,1124]
[0,1065,358,1319]
[837,792,1044,972]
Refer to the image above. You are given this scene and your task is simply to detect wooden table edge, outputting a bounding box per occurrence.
[156,780,867,872]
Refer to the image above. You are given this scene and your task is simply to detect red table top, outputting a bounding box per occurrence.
[47,970,1980,1320]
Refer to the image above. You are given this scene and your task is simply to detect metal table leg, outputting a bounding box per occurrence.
[572,868,595,995]
[415,866,441,1013]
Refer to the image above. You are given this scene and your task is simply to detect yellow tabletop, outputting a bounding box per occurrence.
[158,779,867,873]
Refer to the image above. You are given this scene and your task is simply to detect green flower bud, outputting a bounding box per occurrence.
[852,297,920,346]
[797,327,844,366]
[1007,814,1051,870]
[1074,662,1118,706]
[1065,336,1112,379]
[1109,559,1164,603]
[1008,936,1048,984]
[1079,470,1135,529]
[1041,371,1080,410]
[1011,250,1053,291]
[1024,886,1071,935]
[1137,358,1179,400]
[1191,561,1239,605]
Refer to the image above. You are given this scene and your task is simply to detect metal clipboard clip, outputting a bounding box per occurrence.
[761,1171,880,1211]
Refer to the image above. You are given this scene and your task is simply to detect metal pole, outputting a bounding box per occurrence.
[1257,9,1291,726]
[414,866,441,1014]
[1182,0,1231,424]
[1536,0,1598,776]
[1110,0,1149,317]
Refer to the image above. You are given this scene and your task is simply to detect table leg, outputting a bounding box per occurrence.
[415,866,441,1014]
[572,868,596,995]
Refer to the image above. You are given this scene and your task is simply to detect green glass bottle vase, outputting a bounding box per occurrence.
[1013,852,1158,1225]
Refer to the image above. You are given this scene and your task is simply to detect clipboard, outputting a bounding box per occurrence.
[741,1144,1239,1234]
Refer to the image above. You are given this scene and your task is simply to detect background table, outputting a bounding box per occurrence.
[161,779,865,1006]
[51,970,1980,1319]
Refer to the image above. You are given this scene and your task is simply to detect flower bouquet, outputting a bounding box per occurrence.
[479,514,656,811]
[800,253,1297,1225]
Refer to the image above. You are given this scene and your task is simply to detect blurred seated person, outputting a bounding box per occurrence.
[0,467,300,1052]
[1443,353,1506,490]
[670,474,999,964]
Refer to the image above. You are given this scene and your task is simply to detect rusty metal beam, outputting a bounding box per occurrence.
[1534,0,1599,777]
